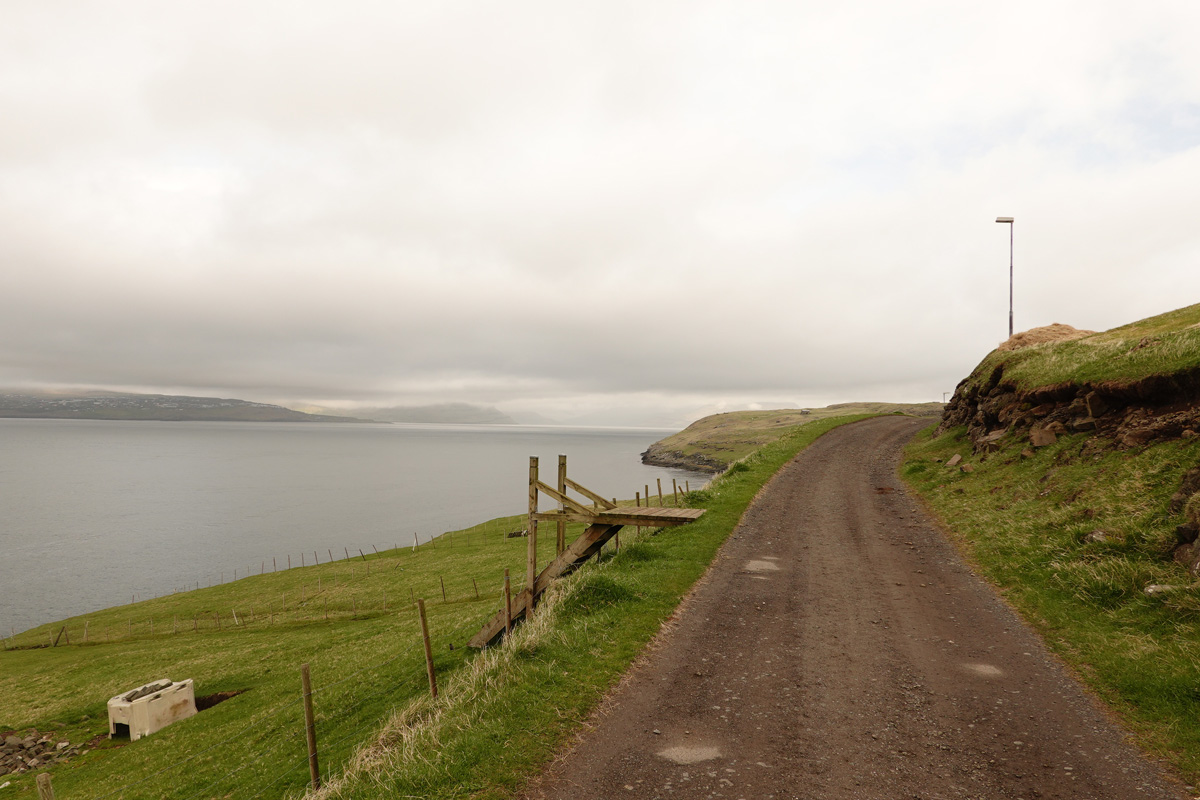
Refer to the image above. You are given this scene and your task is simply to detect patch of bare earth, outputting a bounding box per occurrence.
[523,416,1189,800]
[996,323,1096,351]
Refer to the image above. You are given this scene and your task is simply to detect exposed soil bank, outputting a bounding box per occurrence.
[939,365,1200,453]
[526,417,1188,799]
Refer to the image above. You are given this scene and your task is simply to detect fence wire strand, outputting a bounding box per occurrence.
[91,694,306,800]
[89,604,452,800]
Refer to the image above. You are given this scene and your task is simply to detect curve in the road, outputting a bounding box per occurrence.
[526,415,1189,800]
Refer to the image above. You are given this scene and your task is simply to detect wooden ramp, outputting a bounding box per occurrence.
[468,457,704,649]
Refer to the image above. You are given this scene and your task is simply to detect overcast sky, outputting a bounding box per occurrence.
[3,2,1199,426]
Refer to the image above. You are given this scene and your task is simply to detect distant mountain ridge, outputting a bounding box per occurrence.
[324,402,516,425]
[0,391,372,423]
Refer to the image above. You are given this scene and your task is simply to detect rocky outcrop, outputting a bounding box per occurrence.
[640,443,726,474]
[941,362,1200,573]
[938,364,1200,454]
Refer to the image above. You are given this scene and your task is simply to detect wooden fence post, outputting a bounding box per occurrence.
[657,478,663,507]
[504,569,513,638]
[440,577,447,602]
[672,478,679,506]
[417,599,438,698]
[557,454,567,556]
[36,772,54,800]
[301,663,320,790]
[527,456,539,617]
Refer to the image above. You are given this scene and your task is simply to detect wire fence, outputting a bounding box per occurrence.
[12,476,706,798]
[79,608,443,800]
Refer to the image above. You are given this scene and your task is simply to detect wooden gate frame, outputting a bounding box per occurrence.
[468,455,704,648]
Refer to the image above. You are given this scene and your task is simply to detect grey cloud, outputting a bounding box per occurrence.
[3,2,1200,425]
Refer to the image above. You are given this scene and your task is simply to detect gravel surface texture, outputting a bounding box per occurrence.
[525,416,1191,800]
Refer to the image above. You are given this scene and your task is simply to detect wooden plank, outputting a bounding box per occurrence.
[564,477,616,509]
[469,586,533,648]
[535,481,595,516]
[531,511,671,527]
[533,507,704,526]
[469,523,623,648]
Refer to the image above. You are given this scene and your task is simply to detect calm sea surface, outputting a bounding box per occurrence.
[0,419,707,635]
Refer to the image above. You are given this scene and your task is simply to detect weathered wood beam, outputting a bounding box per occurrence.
[535,481,595,516]
[564,477,617,509]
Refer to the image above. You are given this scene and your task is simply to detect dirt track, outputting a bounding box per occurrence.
[526,416,1191,800]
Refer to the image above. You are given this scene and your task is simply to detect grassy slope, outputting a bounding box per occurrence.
[1,416,868,800]
[903,428,1200,782]
[904,303,1200,783]
[960,302,1200,391]
[650,402,942,469]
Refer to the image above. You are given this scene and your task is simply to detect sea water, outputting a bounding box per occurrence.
[0,419,707,634]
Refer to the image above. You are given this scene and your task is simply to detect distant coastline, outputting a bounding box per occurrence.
[0,391,373,423]
[0,391,525,425]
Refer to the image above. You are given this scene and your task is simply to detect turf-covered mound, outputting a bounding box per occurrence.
[940,304,1200,453]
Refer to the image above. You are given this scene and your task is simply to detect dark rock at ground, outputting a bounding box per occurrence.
[641,443,726,474]
[0,728,82,777]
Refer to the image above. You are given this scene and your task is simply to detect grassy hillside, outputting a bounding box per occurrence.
[1,416,868,799]
[644,402,942,472]
[904,303,1200,783]
[958,302,1200,392]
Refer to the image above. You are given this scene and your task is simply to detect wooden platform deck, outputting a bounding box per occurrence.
[545,505,706,527]
[467,459,706,649]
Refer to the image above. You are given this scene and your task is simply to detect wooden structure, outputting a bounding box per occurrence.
[468,455,704,648]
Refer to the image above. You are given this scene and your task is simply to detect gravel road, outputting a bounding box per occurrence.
[525,415,1191,800]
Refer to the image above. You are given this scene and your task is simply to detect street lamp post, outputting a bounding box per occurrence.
[996,216,1014,338]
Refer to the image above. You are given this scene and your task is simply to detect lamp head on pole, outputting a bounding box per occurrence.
[995,216,1013,224]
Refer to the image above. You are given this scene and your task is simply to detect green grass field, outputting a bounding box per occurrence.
[1,415,868,799]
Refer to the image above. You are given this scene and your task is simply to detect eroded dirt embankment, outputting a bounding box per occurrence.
[939,364,1200,453]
